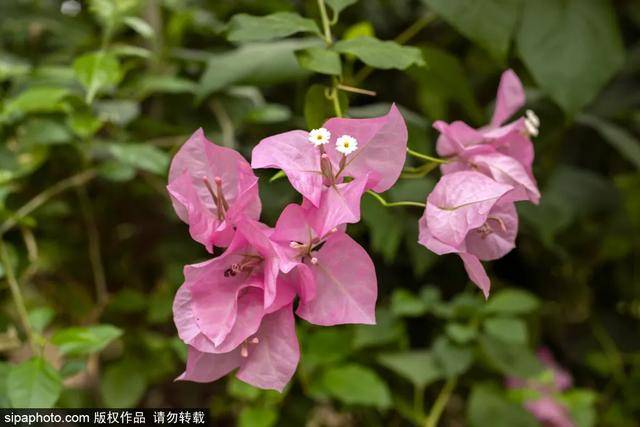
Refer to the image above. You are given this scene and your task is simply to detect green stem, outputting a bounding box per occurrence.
[415,385,426,420]
[366,190,426,208]
[424,377,457,427]
[0,170,96,235]
[0,239,37,353]
[316,0,332,45]
[407,148,449,164]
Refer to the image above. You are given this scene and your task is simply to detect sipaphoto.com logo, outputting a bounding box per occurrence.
[4,411,90,426]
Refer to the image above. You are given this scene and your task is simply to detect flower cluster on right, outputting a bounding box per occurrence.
[418,69,541,298]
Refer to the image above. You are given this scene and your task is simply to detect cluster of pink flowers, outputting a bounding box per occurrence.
[168,106,407,391]
[507,348,576,427]
[418,69,540,297]
[167,69,540,391]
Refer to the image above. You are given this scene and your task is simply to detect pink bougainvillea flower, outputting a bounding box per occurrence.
[433,70,540,203]
[507,348,575,427]
[167,128,261,251]
[418,171,517,298]
[177,302,299,392]
[173,218,288,354]
[251,105,407,231]
[270,203,377,325]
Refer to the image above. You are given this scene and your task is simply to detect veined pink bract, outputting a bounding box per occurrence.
[167,129,261,251]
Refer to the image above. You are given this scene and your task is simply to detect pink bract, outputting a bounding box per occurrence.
[177,303,299,392]
[251,105,407,230]
[270,203,377,325]
[418,171,518,297]
[172,219,287,354]
[433,70,540,203]
[507,348,576,427]
[167,128,261,251]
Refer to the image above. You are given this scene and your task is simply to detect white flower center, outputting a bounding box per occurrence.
[336,134,358,155]
[308,128,331,146]
[524,109,540,137]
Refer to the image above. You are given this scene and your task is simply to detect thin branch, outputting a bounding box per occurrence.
[337,84,376,97]
[424,377,457,427]
[366,190,426,208]
[0,238,36,353]
[407,148,449,164]
[76,186,109,307]
[0,170,96,236]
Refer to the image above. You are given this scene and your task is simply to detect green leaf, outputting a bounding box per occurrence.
[322,364,391,409]
[483,317,528,344]
[132,75,197,99]
[7,357,62,408]
[484,289,539,315]
[333,36,425,70]
[378,350,442,388]
[410,46,483,123]
[52,324,122,357]
[390,289,427,317]
[228,378,261,401]
[245,104,292,124]
[361,196,405,263]
[422,0,522,61]
[67,110,104,138]
[19,119,72,147]
[123,16,155,38]
[562,389,597,427]
[517,0,625,114]
[432,337,474,378]
[0,362,10,408]
[303,329,352,370]
[446,323,478,344]
[1,87,70,120]
[28,307,55,334]
[94,99,140,126]
[352,308,406,349]
[107,143,169,175]
[199,39,318,100]
[296,47,342,75]
[326,0,358,21]
[480,335,543,378]
[238,407,278,427]
[226,12,320,43]
[98,161,137,182]
[468,384,538,427]
[74,52,122,104]
[577,114,640,171]
[100,360,147,408]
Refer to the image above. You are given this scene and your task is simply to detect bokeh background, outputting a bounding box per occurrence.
[0,0,639,426]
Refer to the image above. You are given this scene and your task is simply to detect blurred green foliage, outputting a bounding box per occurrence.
[0,0,639,425]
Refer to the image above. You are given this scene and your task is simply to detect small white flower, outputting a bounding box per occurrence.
[524,109,540,137]
[336,134,358,155]
[308,127,331,146]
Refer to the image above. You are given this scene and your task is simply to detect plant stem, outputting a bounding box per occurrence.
[424,377,457,427]
[366,190,426,208]
[76,186,109,307]
[316,0,332,45]
[0,238,37,353]
[0,170,96,235]
[407,148,449,164]
[415,385,426,420]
